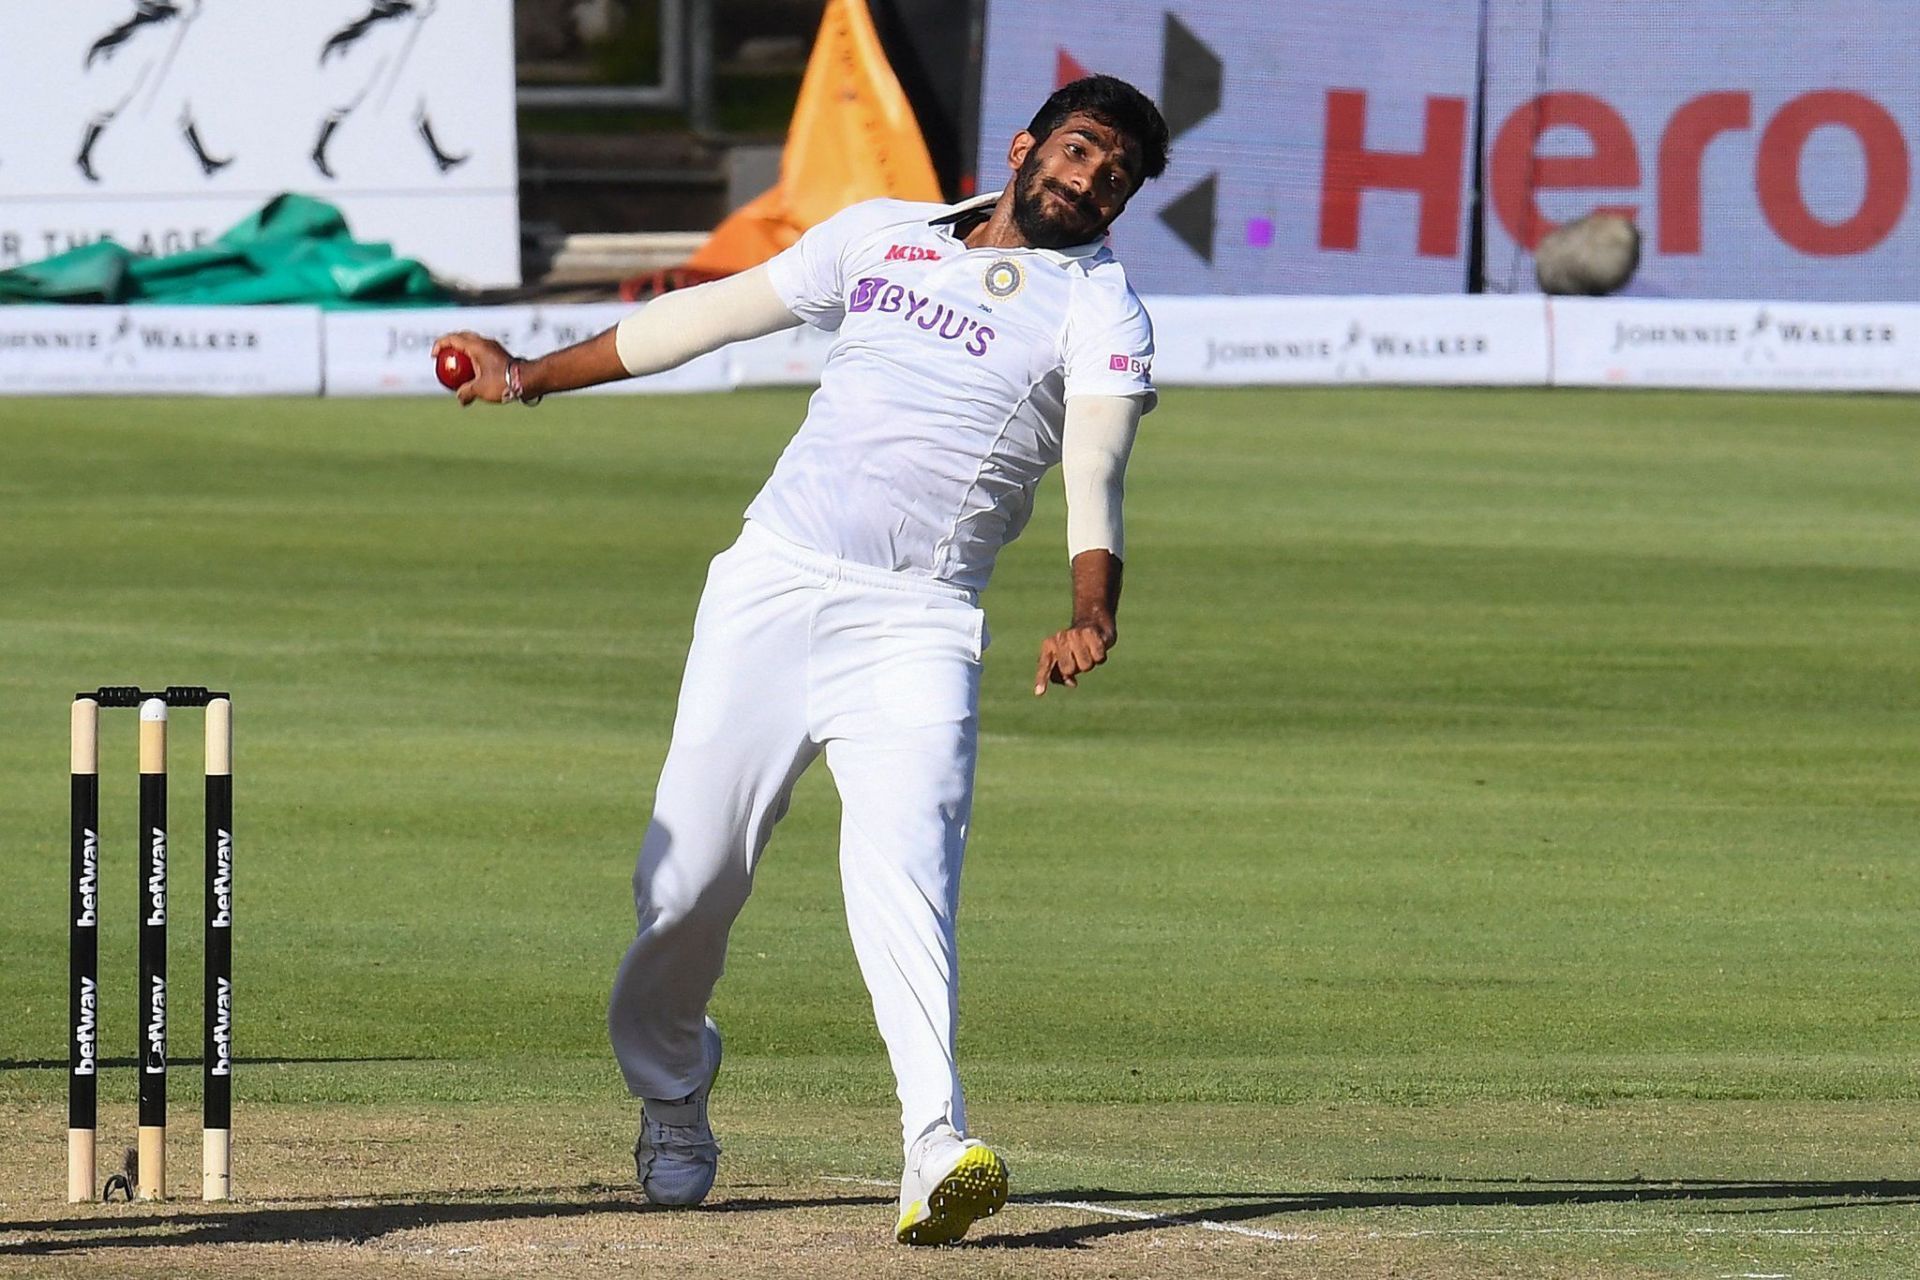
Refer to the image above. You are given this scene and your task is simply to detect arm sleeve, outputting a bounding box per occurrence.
[1061,285,1158,412]
[1061,394,1142,560]
[613,264,802,377]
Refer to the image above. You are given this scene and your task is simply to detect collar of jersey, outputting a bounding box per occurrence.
[926,190,1108,265]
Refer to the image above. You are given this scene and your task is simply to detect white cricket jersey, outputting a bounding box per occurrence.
[750,192,1157,591]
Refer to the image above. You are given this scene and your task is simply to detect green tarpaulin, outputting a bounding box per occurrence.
[0,194,447,308]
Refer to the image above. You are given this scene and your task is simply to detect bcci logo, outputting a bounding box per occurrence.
[982,260,1024,300]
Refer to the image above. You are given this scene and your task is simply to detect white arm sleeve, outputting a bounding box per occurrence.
[1061,394,1143,560]
[613,264,803,376]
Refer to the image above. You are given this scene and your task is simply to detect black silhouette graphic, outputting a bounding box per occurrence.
[76,0,231,182]
[311,0,467,180]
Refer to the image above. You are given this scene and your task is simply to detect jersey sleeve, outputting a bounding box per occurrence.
[763,202,889,331]
[1061,282,1158,413]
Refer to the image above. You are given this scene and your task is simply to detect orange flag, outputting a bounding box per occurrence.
[684,0,941,277]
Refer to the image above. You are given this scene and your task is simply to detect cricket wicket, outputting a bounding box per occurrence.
[69,686,233,1204]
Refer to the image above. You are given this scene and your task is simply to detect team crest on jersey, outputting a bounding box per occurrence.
[982,259,1024,300]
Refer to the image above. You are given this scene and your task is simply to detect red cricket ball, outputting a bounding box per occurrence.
[435,347,475,391]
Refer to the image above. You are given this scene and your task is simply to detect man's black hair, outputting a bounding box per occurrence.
[1024,75,1171,185]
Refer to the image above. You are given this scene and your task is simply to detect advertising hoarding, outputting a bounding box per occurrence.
[0,1,519,286]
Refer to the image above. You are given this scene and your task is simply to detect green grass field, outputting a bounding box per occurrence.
[2,387,1916,1277]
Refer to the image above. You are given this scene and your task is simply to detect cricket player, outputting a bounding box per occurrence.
[434,74,1169,1245]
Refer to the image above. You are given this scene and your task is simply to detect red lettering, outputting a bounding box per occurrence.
[1657,92,1750,254]
[1318,89,1467,257]
[1491,92,1640,250]
[1757,90,1909,255]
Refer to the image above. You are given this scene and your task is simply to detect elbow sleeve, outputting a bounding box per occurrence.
[1061,395,1142,560]
[613,265,801,376]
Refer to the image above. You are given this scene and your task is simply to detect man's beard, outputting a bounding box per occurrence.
[1009,151,1108,249]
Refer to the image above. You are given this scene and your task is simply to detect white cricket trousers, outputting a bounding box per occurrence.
[609,521,987,1154]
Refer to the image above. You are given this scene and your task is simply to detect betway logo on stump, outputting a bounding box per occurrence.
[210,828,233,928]
[76,828,99,926]
[74,976,97,1077]
[145,976,166,1074]
[209,976,233,1077]
[145,826,167,925]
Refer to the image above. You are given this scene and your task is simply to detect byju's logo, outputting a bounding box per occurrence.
[1108,354,1150,375]
[847,277,997,357]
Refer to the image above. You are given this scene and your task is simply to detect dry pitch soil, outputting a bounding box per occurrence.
[4,1098,1833,1280]
[0,1102,1336,1280]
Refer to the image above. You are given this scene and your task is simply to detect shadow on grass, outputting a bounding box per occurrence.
[0,1190,893,1255]
[968,1178,1920,1250]
[0,1056,431,1071]
[7,1179,1913,1255]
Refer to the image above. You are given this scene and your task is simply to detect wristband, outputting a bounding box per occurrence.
[503,359,543,406]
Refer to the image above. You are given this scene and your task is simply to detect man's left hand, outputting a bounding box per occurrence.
[1034,617,1117,695]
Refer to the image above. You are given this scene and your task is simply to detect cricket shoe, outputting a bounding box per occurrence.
[634,1017,723,1206]
[895,1129,1009,1246]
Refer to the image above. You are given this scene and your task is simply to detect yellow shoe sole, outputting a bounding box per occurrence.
[895,1145,1009,1246]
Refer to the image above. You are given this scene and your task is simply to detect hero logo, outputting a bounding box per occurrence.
[76,828,99,927]
[1108,354,1150,375]
[145,976,166,1074]
[848,277,996,356]
[209,977,233,1078]
[883,244,942,262]
[1321,87,1912,258]
[74,976,97,1077]
[210,829,233,928]
[145,826,166,926]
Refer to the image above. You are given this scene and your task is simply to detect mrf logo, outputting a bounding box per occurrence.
[884,244,942,262]
[848,277,997,357]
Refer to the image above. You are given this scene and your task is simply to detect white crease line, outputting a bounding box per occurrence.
[824,1176,1310,1243]
[825,1177,1906,1244]
[1036,1198,1314,1242]
[1373,1226,1900,1239]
